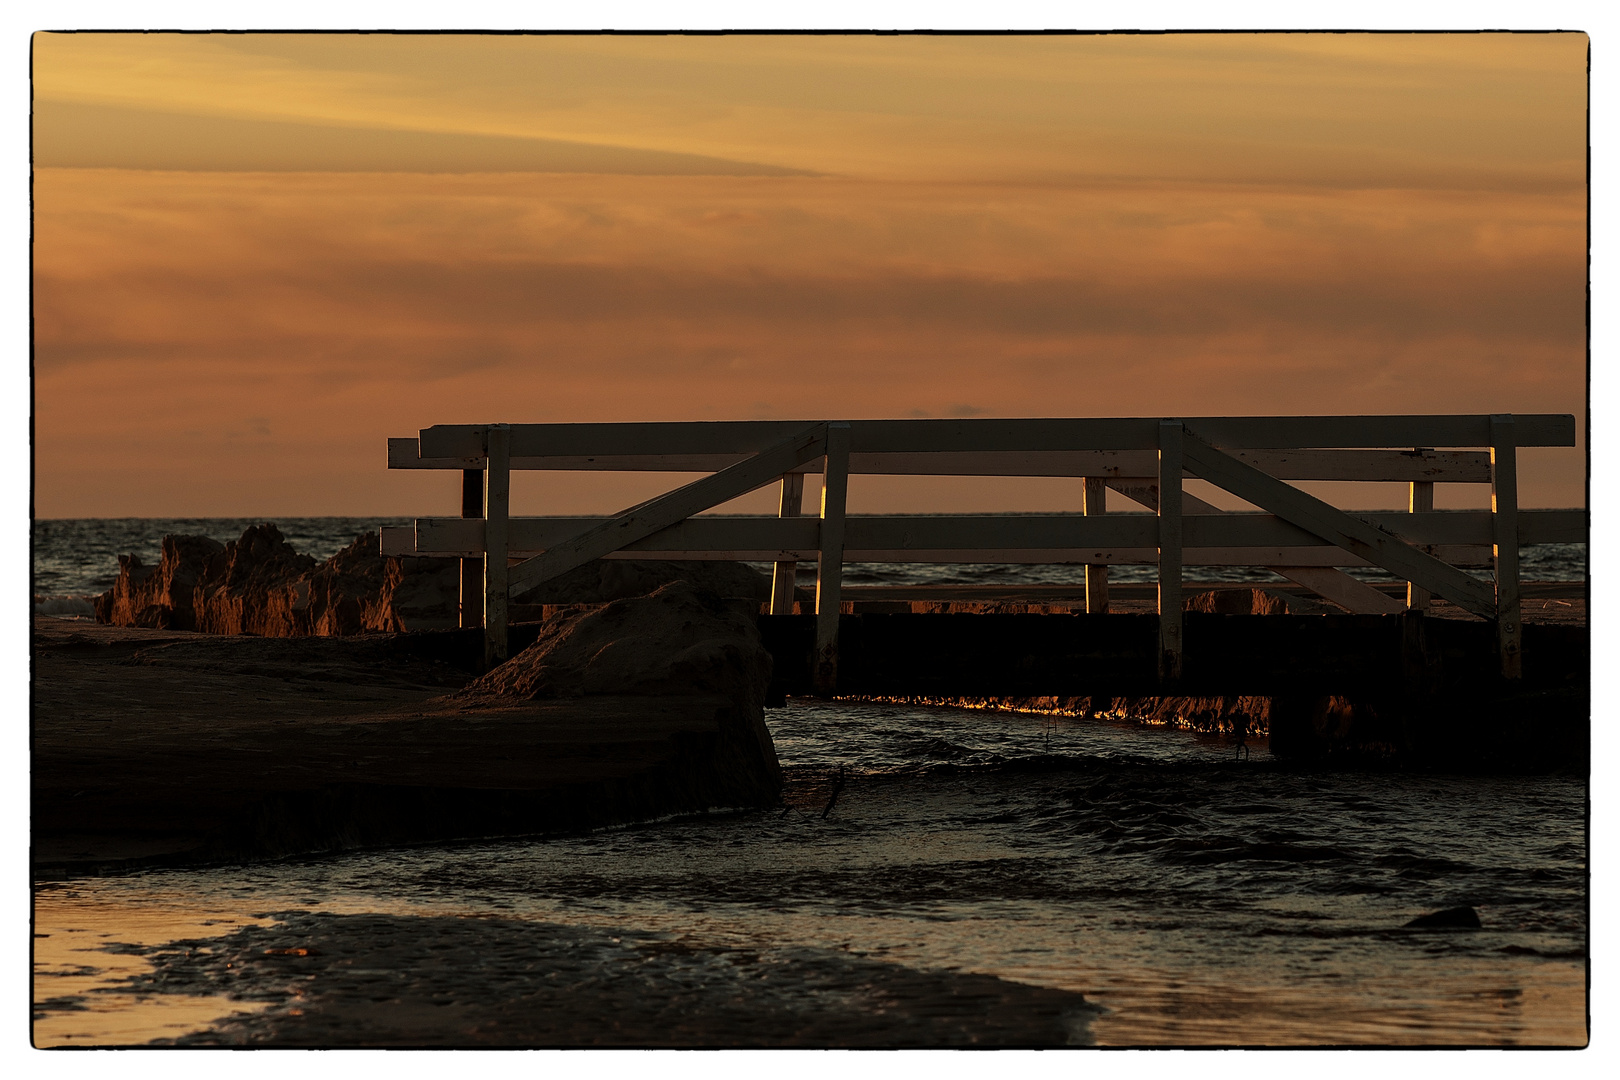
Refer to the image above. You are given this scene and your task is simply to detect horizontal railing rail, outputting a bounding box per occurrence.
[383,509,1581,561]
[410,415,1575,458]
[389,439,1500,483]
[385,414,1580,684]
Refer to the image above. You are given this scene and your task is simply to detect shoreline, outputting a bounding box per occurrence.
[34,575,1590,877]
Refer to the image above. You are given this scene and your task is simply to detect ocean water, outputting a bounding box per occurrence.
[30,518,1589,1046]
[33,699,1587,1046]
[29,516,1589,603]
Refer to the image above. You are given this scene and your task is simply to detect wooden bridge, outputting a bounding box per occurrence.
[382,415,1581,695]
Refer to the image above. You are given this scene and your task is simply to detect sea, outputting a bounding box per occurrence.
[30,519,1590,1047]
[27,516,1593,604]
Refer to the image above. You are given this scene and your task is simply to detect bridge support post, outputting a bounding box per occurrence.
[1082,477,1109,613]
[1491,415,1522,679]
[483,424,511,670]
[1406,452,1434,613]
[1157,421,1184,684]
[770,472,806,615]
[814,423,852,696]
[460,468,484,629]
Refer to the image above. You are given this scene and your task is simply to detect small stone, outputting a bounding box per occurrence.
[1403,905,1482,929]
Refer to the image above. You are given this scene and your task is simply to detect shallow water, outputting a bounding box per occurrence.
[32,699,1587,1047]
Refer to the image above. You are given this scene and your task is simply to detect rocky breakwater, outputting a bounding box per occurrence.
[93,524,460,635]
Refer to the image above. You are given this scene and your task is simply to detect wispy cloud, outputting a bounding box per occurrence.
[33,100,816,176]
[34,33,1586,188]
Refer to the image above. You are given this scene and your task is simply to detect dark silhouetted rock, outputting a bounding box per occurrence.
[1404,906,1482,929]
[462,580,781,800]
[512,558,769,605]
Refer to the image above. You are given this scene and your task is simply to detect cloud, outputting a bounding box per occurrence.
[33,33,1586,189]
[33,100,816,176]
[32,169,1585,516]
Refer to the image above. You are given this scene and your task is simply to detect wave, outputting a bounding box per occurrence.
[33,595,97,618]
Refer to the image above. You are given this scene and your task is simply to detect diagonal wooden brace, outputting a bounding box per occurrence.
[1179,427,1498,618]
[1105,479,1403,615]
[506,423,830,596]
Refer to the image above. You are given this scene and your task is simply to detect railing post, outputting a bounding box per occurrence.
[1406,448,1433,614]
[483,424,511,670]
[813,423,852,696]
[1157,420,1184,684]
[770,471,806,615]
[460,468,484,629]
[1082,477,1109,613]
[1490,415,1521,679]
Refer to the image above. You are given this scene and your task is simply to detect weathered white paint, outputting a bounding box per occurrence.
[770,472,806,616]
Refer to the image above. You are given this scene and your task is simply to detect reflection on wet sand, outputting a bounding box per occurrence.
[32,901,270,1048]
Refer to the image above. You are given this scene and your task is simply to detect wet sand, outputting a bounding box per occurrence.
[75,909,1095,1047]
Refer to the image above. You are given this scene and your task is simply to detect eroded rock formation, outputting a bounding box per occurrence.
[94,525,459,635]
[94,525,774,638]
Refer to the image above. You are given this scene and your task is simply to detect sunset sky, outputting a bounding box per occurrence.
[31,32,1588,517]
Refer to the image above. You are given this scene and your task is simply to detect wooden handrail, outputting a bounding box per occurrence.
[413,414,1575,458]
[387,414,1580,684]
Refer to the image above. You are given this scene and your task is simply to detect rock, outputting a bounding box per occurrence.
[288,531,458,636]
[512,559,770,605]
[94,533,225,629]
[95,526,460,636]
[461,580,782,799]
[193,525,320,635]
[1404,906,1482,929]
[95,527,772,639]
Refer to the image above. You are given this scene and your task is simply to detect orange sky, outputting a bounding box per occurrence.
[31,32,1588,516]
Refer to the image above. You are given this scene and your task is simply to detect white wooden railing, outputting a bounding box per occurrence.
[381,415,1580,689]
